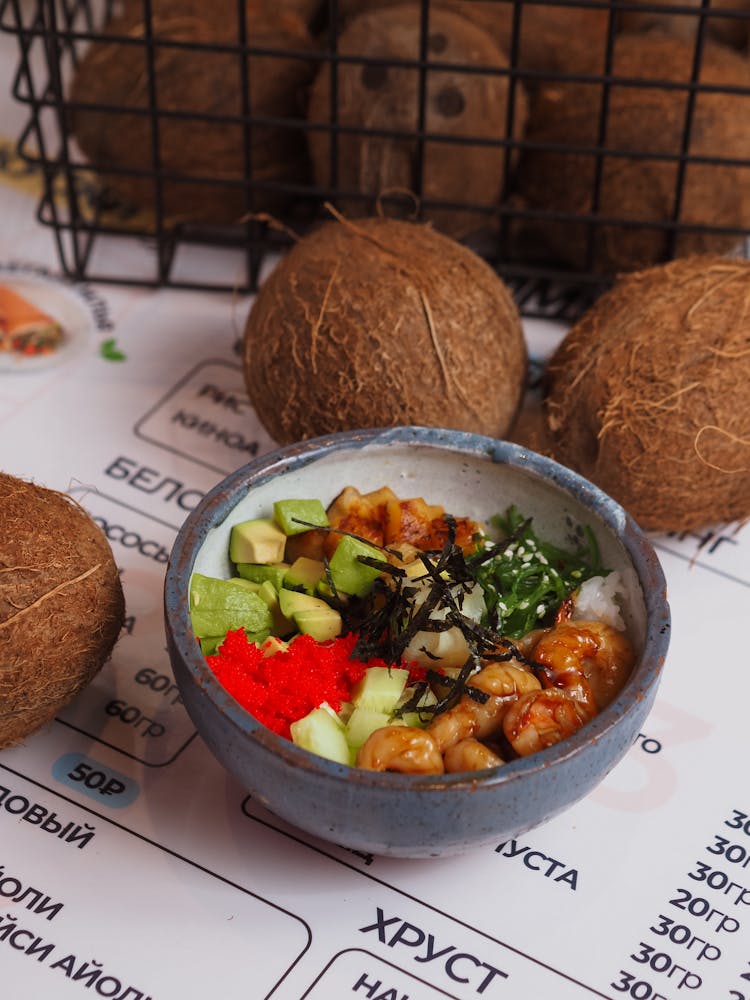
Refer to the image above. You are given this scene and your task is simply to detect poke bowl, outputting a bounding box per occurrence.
[164,426,670,858]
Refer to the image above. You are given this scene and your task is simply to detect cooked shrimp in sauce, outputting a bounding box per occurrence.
[529,620,635,712]
[357,725,445,774]
[355,624,634,774]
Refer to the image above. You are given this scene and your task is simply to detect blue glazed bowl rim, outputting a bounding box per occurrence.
[164,425,671,792]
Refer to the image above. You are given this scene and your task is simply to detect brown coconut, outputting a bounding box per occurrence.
[242,215,527,443]
[306,3,528,238]
[542,256,750,532]
[516,32,750,274]
[335,0,611,87]
[0,474,125,748]
[70,0,317,226]
[618,0,750,51]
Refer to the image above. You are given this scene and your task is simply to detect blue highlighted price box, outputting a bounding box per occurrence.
[52,753,139,808]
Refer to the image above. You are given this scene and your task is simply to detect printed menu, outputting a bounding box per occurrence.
[2,42,749,1000]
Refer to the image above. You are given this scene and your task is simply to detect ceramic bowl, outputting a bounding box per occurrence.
[164,426,670,858]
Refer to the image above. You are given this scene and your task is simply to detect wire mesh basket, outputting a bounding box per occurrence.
[3,0,750,319]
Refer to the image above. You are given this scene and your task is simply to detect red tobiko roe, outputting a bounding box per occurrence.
[206,630,426,740]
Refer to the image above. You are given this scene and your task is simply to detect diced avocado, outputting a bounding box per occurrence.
[345,706,392,749]
[200,636,225,656]
[229,518,286,565]
[316,579,349,604]
[273,498,329,535]
[327,534,383,596]
[256,580,295,637]
[277,588,341,641]
[278,588,329,618]
[236,561,290,590]
[190,572,272,638]
[290,705,350,765]
[228,578,261,593]
[285,556,325,594]
[351,666,410,713]
[259,636,289,657]
[294,607,342,642]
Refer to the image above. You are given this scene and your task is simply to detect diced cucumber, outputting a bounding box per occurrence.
[396,684,438,727]
[351,666,410,713]
[337,700,354,724]
[273,498,329,535]
[290,705,350,765]
[229,518,286,565]
[345,706,392,749]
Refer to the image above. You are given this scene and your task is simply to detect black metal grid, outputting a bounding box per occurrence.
[2,0,750,319]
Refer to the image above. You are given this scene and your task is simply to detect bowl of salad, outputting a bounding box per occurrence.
[164,426,670,858]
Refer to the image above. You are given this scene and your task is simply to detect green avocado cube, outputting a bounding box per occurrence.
[327,535,383,596]
[294,607,342,642]
[228,578,261,593]
[190,573,272,639]
[285,556,325,594]
[273,498,329,535]
[229,518,286,565]
[278,588,329,618]
[236,562,290,591]
[256,580,295,637]
[200,636,225,656]
[277,589,341,641]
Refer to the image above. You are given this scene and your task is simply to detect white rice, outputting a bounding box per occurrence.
[572,572,626,631]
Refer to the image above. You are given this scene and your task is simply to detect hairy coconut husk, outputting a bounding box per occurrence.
[70,0,317,226]
[618,0,750,51]
[335,0,611,87]
[306,3,528,238]
[242,214,527,443]
[0,474,125,748]
[516,33,750,274]
[543,256,750,532]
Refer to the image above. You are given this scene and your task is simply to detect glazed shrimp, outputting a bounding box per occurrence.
[530,620,635,711]
[503,689,591,757]
[443,738,504,773]
[356,726,444,774]
[428,662,541,751]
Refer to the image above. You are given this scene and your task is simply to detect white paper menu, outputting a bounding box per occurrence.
[2,47,750,1000]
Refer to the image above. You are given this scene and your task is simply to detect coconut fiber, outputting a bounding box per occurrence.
[544,256,750,532]
[0,474,125,748]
